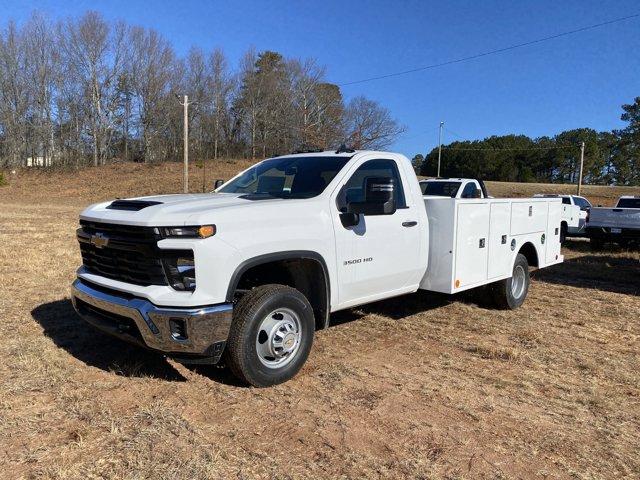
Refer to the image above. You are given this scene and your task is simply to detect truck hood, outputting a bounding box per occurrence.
[79,192,293,226]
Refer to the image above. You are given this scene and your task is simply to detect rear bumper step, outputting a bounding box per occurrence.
[71,279,232,363]
[587,226,640,241]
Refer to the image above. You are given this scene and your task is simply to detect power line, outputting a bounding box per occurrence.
[443,127,467,141]
[397,125,441,140]
[339,13,639,86]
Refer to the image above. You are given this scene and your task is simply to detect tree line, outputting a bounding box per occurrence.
[417,98,640,185]
[0,11,403,168]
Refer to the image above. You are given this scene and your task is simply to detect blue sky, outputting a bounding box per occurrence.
[4,0,639,157]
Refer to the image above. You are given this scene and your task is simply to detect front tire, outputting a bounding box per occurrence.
[492,253,530,310]
[225,284,314,387]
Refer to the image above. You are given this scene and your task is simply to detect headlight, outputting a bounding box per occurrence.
[163,251,196,291]
[160,225,216,238]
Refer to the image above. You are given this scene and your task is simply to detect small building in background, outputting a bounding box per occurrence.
[26,155,53,167]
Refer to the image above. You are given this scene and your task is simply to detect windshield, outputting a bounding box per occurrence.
[219,156,351,199]
[616,198,640,208]
[421,181,462,197]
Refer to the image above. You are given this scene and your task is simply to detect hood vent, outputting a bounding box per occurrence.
[106,199,163,211]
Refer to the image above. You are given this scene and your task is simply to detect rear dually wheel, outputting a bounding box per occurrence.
[492,253,530,310]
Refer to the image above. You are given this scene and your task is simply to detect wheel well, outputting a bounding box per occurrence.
[230,257,329,331]
[518,242,539,268]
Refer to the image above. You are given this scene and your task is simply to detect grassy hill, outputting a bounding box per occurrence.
[1,160,638,207]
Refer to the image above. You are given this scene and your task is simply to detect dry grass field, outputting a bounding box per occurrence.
[1,161,639,479]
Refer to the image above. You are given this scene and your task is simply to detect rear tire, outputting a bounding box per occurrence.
[225,284,314,387]
[617,239,630,249]
[589,237,604,251]
[560,222,567,245]
[492,253,530,310]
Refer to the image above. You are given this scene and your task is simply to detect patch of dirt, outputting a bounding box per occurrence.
[1,163,639,479]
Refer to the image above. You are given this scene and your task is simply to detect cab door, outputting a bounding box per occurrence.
[331,156,421,308]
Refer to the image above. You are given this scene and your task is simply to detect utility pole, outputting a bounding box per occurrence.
[577,141,585,195]
[177,95,193,193]
[437,121,444,177]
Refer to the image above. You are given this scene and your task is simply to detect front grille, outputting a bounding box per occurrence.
[78,221,167,286]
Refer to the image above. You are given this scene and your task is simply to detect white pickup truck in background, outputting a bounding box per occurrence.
[420,177,489,199]
[534,194,585,242]
[71,149,564,386]
[587,196,640,248]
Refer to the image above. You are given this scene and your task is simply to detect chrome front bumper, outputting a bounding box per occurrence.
[71,279,233,363]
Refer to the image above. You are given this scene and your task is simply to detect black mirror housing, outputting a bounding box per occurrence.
[339,212,360,228]
[347,176,396,216]
[213,179,224,189]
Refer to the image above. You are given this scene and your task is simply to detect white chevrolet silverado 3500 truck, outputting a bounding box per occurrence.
[71,149,564,386]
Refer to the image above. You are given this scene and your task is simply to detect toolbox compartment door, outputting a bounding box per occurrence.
[454,203,490,288]
[510,201,547,235]
[487,202,512,279]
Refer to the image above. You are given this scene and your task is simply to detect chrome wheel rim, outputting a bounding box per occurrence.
[511,265,526,299]
[255,308,302,369]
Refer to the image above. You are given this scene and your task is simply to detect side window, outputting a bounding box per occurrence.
[562,197,571,205]
[460,182,477,199]
[574,197,591,208]
[337,159,406,211]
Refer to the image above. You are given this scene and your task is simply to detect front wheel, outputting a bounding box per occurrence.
[225,284,315,387]
[492,253,530,310]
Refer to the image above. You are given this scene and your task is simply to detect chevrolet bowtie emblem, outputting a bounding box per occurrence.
[91,233,110,249]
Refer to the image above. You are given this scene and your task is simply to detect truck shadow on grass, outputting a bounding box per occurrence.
[329,290,452,326]
[534,253,639,296]
[31,299,187,381]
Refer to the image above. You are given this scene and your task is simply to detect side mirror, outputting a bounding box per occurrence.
[348,177,396,216]
[213,179,224,189]
[339,212,360,228]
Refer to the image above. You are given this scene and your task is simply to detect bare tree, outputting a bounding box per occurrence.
[0,21,29,167]
[235,48,260,159]
[288,58,324,147]
[344,96,404,150]
[59,11,127,165]
[313,82,345,149]
[208,48,234,159]
[287,58,345,150]
[0,10,406,168]
[23,12,58,165]
[128,26,177,162]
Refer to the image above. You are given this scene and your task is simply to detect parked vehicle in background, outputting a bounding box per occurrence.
[534,194,586,242]
[586,196,640,249]
[419,178,489,199]
[71,149,564,387]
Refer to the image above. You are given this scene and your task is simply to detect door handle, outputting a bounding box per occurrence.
[402,221,418,227]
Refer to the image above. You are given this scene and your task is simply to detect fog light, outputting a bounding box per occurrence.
[163,251,196,291]
[169,318,188,341]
